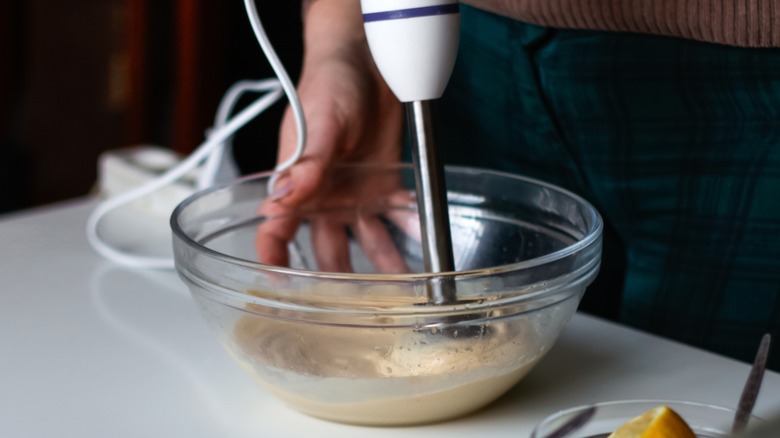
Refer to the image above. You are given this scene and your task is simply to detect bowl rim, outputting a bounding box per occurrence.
[530,399,766,438]
[170,162,604,281]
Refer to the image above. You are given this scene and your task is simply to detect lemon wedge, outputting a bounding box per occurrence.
[607,405,696,438]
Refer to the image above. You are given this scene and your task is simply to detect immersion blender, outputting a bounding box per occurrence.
[361,0,460,303]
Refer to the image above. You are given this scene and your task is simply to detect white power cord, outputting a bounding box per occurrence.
[243,0,306,174]
[86,0,306,269]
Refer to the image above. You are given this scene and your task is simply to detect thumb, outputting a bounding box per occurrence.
[272,103,345,206]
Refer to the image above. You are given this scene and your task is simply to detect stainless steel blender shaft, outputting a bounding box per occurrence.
[406,100,456,304]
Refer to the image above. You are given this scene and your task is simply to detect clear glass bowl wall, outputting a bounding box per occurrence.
[171,164,603,426]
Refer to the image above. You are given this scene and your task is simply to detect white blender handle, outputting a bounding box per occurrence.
[360,0,460,103]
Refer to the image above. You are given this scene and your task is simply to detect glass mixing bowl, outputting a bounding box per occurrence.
[171,163,602,426]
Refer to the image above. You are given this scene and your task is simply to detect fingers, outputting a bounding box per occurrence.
[255,200,302,267]
[274,97,345,206]
[383,190,422,243]
[353,214,409,274]
[311,217,352,272]
[256,195,416,275]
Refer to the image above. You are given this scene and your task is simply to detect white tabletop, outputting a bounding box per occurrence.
[2,199,779,437]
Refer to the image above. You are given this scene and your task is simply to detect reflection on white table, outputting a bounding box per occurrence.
[1,199,778,437]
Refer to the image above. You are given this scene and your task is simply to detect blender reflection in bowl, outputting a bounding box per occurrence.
[170,163,603,426]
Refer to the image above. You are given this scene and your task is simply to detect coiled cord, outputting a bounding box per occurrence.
[86,0,306,268]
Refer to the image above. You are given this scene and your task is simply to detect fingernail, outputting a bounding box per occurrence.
[270,181,293,201]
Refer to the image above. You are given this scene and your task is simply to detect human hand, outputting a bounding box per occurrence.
[256,164,420,274]
[255,0,407,272]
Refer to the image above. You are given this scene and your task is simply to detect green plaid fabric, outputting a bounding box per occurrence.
[435,6,780,370]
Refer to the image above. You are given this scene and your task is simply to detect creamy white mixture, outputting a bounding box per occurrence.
[261,359,541,426]
[228,302,550,426]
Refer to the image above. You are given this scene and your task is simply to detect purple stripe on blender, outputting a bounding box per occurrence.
[363,4,460,23]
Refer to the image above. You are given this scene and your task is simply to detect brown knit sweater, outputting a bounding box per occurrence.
[305,1,780,47]
[491,0,780,47]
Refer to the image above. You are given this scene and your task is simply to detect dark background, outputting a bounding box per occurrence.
[0,1,303,215]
